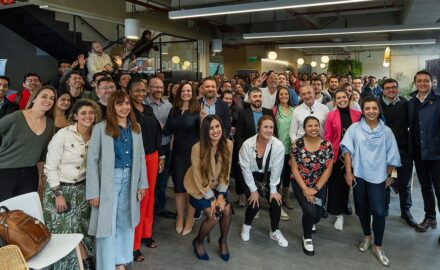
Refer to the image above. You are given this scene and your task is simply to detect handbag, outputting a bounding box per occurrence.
[0,206,51,260]
[253,146,272,198]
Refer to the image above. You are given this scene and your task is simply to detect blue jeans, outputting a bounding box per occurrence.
[96,168,133,269]
[154,144,171,214]
[353,177,386,246]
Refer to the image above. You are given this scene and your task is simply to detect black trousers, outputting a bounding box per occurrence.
[292,180,325,239]
[280,154,291,188]
[243,172,281,232]
[413,147,440,220]
[0,166,39,201]
[395,147,413,214]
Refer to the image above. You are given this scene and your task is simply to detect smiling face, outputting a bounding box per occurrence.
[343,85,353,98]
[249,90,262,109]
[304,118,320,138]
[311,80,322,94]
[180,83,193,102]
[329,78,338,91]
[362,101,380,122]
[114,97,131,120]
[415,73,432,95]
[202,79,217,99]
[299,86,315,107]
[56,93,72,111]
[209,118,223,143]
[335,91,349,109]
[74,105,96,128]
[222,92,233,107]
[258,119,274,140]
[119,74,131,90]
[352,78,363,91]
[129,81,147,104]
[23,75,41,93]
[0,78,9,99]
[149,78,164,100]
[278,88,289,105]
[67,73,83,89]
[278,74,288,87]
[382,81,399,100]
[33,88,55,112]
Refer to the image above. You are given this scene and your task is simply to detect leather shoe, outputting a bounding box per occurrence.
[415,218,437,232]
[321,205,328,219]
[155,210,177,219]
[401,212,417,228]
[345,201,353,215]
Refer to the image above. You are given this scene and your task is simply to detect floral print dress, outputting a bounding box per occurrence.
[291,137,333,187]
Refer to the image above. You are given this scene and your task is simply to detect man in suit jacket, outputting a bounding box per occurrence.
[0,76,18,119]
[199,77,231,136]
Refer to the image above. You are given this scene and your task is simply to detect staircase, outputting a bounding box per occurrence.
[0,5,92,60]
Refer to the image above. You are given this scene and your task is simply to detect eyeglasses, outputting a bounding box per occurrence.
[150,86,164,89]
[383,86,398,91]
[99,86,116,90]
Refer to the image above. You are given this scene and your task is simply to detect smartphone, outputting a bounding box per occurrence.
[314,197,322,206]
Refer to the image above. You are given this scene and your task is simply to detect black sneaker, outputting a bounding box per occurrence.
[321,205,328,219]
[415,218,437,232]
[401,212,417,227]
[155,209,177,219]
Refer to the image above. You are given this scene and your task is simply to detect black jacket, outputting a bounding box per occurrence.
[380,96,409,148]
[0,97,19,119]
[236,107,274,148]
[199,98,231,136]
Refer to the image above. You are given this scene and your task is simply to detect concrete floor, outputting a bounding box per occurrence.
[134,178,440,270]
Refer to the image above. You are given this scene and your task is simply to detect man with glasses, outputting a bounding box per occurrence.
[380,78,416,227]
[408,71,440,235]
[0,76,18,119]
[7,73,41,109]
[145,77,176,219]
[95,77,116,118]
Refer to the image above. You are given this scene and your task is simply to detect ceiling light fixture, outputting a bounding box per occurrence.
[297,58,305,65]
[320,63,326,68]
[311,61,317,67]
[169,0,375,19]
[125,19,140,40]
[244,24,440,39]
[268,51,278,60]
[171,56,180,64]
[321,55,330,63]
[262,58,289,65]
[278,39,437,49]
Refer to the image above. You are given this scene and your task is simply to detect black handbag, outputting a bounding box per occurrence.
[253,146,272,198]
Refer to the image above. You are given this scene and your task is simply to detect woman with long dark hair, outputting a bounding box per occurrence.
[86,91,147,270]
[272,86,295,209]
[324,89,362,231]
[341,96,400,266]
[44,99,101,270]
[291,116,333,256]
[54,91,72,130]
[184,115,233,261]
[127,78,163,261]
[0,85,56,201]
[164,82,200,235]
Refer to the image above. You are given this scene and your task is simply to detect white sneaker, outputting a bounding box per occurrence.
[311,224,317,233]
[280,207,290,221]
[269,229,288,247]
[254,211,260,219]
[302,237,314,256]
[334,215,344,231]
[241,224,252,241]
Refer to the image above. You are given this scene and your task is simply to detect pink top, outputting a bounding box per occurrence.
[324,108,362,162]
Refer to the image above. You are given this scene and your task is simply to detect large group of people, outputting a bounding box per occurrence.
[0,41,440,269]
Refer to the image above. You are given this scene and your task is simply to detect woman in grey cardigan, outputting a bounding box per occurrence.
[86,90,148,270]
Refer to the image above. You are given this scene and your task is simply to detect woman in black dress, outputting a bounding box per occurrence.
[164,82,200,235]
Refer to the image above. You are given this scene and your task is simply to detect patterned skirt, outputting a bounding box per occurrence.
[43,181,94,270]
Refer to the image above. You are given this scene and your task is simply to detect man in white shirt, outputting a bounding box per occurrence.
[87,41,113,82]
[260,72,278,109]
[290,85,329,143]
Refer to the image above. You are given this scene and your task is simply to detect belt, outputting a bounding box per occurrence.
[60,181,85,186]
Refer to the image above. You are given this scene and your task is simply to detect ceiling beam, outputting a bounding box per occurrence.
[278,39,437,49]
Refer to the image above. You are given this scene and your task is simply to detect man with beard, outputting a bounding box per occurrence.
[95,77,116,118]
[323,75,339,99]
[311,78,331,105]
[260,72,279,109]
[8,73,41,109]
[199,77,231,135]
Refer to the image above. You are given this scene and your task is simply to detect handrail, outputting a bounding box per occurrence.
[74,15,109,41]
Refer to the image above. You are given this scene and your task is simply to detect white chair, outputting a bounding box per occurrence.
[0,192,85,270]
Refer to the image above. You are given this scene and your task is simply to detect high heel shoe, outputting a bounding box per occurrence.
[218,239,230,262]
[192,238,209,260]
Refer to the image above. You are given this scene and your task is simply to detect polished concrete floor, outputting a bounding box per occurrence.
[134,178,440,270]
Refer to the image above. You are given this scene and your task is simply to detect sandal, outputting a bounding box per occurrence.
[133,250,145,262]
[142,237,158,248]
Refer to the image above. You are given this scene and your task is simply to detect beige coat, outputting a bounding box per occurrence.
[184,140,233,200]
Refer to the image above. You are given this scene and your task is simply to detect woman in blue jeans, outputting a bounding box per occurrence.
[341,96,400,267]
[86,91,147,270]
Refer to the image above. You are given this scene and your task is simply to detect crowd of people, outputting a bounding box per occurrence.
[0,40,440,269]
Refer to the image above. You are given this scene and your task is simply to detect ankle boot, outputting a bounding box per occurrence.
[82,257,96,270]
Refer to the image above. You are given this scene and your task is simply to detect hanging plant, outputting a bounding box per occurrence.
[327,59,363,78]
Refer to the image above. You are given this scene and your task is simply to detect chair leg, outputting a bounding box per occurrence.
[75,245,85,270]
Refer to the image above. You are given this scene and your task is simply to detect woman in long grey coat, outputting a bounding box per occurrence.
[86,91,148,270]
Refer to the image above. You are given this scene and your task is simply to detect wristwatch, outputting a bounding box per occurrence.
[209,196,216,202]
[387,173,392,178]
[314,186,321,191]
[53,190,63,197]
